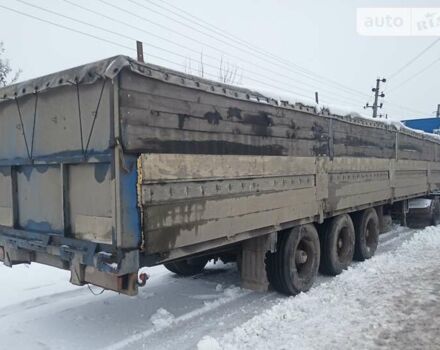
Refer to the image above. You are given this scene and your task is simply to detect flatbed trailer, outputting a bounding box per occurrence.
[0,55,439,295]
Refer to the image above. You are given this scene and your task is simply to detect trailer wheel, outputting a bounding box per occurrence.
[353,208,379,261]
[431,198,440,226]
[164,257,208,276]
[407,198,440,228]
[266,224,320,296]
[319,214,355,275]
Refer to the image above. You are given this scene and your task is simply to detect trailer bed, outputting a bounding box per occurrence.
[0,55,439,294]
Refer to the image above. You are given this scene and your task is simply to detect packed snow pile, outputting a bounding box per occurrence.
[150,308,175,329]
[198,226,440,350]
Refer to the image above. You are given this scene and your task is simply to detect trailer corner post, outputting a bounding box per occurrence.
[240,233,277,292]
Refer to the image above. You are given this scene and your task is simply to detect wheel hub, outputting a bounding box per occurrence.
[338,238,343,249]
[295,249,308,265]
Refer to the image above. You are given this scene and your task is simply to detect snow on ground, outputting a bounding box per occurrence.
[0,225,436,350]
[199,226,440,350]
[0,263,79,309]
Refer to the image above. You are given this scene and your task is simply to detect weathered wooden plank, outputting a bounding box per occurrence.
[123,124,327,156]
[333,190,393,211]
[394,176,427,188]
[395,161,429,170]
[119,89,327,131]
[144,187,316,230]
[121,106,319,141]
[332,121,395,158]
[394,185,428,198]
[398,133,433,161]
[333,179,391,197]
[333,144,395,158]
[140,154,316,181]
[142,175,314,203]
[120,71,312,116]
[145,193,319,253]
[327,157,390,172]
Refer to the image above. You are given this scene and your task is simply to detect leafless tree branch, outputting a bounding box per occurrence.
[0,42,21,87]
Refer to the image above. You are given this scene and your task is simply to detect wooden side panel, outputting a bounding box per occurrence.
[119,70,438,162]
[145,188,318,252]
[326,157,391,211]
[141,155,434,254]
[122,69,440,255]
[332,119,395,158]
[398,133,432,161]
[141,154,319,253]
[140,154,315,182]
[120,71,329,157]
[393,160,429,198]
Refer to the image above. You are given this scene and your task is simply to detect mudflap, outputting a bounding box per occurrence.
[240,233,277,292]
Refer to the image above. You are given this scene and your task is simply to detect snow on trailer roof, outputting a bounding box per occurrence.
[0,55,438,143]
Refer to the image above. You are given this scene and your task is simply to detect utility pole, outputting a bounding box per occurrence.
[136,41,144,63]
[436,104,440,118]
[364,78,386,118]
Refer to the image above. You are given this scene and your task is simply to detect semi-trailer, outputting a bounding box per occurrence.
[0,55,439,296]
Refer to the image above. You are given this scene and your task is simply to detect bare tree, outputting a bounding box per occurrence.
[184,52,241,85]
[0,42,21,87]
[198,51,204,78]
[184,57,193,75]
[219,56,239,84]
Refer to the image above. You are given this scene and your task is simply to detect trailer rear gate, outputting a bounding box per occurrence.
[1,55,440,294]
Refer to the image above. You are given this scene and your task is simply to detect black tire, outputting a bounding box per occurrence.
[164,257,208,276]
[320,214,355,276]
[431,198,440,226]
[353,208,379,261]
[407,198,440,228]
[266,224,320,296]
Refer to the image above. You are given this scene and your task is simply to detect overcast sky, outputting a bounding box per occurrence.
[1,0,440,120]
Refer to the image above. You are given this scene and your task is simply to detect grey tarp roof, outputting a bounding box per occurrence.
[0,55,269,102]
[0,54,436,142]
[0,55,128,100]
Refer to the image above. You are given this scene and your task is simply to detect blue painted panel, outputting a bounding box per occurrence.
[402,118,440,134]
[119,154,141,248]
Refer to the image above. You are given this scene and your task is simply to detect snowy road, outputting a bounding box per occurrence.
[0,225,438,350]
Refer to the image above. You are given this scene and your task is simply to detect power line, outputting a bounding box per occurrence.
[1,3,355,110]
[389,38,440,80]
[60,0,368,105]
[144,0,372,100]
[1,3,319,102]
[0,4,203,73]
[0,4,134,53]
[99,0,371,104]
[3,2,428,116]
[135,0,429,116]
[389,56,440,93]
[12,1,362,109]
[61,0,371,107]
[16,0,339,102]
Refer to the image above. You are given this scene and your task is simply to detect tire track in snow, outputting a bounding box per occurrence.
[104,287,251,350]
